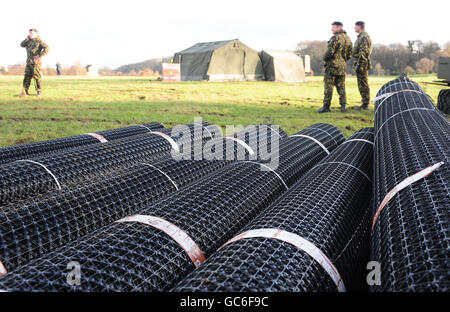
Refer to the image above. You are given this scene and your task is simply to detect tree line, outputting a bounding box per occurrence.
[296,40,450,76]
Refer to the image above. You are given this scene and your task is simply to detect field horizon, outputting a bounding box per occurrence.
[0,74,443,147]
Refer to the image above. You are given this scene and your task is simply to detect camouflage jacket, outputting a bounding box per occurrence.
[353,31,372,71]
[20,37,49,66]
[323,30,353,76]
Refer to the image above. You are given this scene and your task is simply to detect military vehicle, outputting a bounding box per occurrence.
[436,57,450,114]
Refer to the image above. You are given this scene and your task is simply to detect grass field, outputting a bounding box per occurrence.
[0,74,443,147]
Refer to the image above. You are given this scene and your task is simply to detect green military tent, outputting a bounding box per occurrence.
[259,50,306,82]
[173,39,265,81]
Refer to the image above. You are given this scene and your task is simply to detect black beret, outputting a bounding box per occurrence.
[332,21,343,26]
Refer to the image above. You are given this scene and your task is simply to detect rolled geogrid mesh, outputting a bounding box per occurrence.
[0,124,344,291]
[0,122,216,207]
[0,122,165,166]
[0,125,285,277]
[174,128,374,292]
[372,76,449,291]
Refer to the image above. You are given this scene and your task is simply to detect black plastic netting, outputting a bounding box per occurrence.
[0,124,344,291]
[174,128,374,292]
[372,76,449,291]
[0,124,285,274]
[0,122,165,165]
[0,122,216,207]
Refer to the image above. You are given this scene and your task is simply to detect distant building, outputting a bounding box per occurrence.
[85,64,99,77]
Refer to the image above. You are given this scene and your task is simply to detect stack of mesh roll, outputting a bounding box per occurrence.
[0,122,165,165]
[174,128,374,292]
[372,76,449,291]
[0,124,285,276]
[0,123,344,291]
[0,122,216,206]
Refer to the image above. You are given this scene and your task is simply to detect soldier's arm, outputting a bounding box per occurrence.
[358,37,370,62]
[346,41,353,61]
[20,38,30,47]
[39,41,50,57]
[323,37,336,62]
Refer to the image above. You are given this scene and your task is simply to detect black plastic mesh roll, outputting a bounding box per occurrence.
[372,76,449,291]
[0,125,284,274]
[0,124,344,291]
[0,122,165,165]
[174,128,374,292]
[0,122,215,207]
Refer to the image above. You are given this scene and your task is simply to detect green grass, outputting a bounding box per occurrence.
[0,74,443,147]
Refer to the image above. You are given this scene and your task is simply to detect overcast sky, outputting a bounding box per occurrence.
[0,0,448,68]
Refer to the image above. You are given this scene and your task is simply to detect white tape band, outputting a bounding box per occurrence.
[291,134,330,155]
[374,108,435,142]
[240,161,289,191]
[142,163,179,190]
[84,132,108,143]
[313,161,371,182]
[372,161,444,233]
[148,131,180,153]
[263,125,282,139]
[305,127,339,147]
[373,89,426,115]
[115,215,205,267]
[15,160,62,190]
[224,137,255,155]
[137,125,154,132]
[221,228,345,292]
[342,139,374,146]
[193,122,214,139]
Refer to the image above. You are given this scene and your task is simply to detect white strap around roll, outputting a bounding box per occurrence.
[148,131,180,153]
[312,161,371,182]
[15,160,62,190]
[306,127,339,147]
[374,107,435,142]
[137,125,154,132]
[263,125,282,139]
[142,163,179,190]
[224,137,255,155]
[342,139,374,146]
[84,132,108,143]
[291,134,330,155]
[240,161,289,190]
[115,215,205,267]
[221,228,346,292]
[371,161,444,233]
[193,122,214,139]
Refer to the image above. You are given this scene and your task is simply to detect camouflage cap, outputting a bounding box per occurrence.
[332,21,343,26]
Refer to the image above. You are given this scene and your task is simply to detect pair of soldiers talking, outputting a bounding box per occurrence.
[318,21,372,113]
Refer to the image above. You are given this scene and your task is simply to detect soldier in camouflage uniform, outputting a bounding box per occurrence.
[318,22,353,113]
[20,29,49,97]
[352,21,372,110]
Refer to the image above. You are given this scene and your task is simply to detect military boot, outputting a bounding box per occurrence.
[340,104,347,112]
[316,106,331,113]
[19,88,29,98]
[352,103,369,110]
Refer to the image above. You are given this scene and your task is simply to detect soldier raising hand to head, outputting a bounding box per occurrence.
[19,28,50,97]
[318,21,353,113]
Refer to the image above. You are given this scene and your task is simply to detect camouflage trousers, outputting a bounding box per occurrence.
[323,73,346,107]
[23,64,42,92]
[356,69,370,105]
